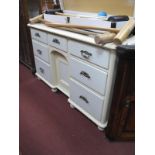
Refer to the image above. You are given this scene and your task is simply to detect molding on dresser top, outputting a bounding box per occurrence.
[27,23,117,51]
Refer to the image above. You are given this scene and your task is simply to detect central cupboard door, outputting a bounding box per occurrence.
[52,52,69,96]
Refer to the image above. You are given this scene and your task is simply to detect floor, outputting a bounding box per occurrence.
[19,64,135,155]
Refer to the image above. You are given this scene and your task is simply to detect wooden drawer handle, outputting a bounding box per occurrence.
[52,38,60,44]
[80,50,92,59]
[35,33,40,37]
[79,95,89,104]
[39,67,44,74]
[80,71,91,79]
[37,49,42,55]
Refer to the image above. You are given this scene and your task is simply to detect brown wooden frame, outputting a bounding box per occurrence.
[105,45,135,141]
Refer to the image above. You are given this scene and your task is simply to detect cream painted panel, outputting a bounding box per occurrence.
[70,57,107,95]
[68,40,110,69]
[31,29,48,44]
[58,59,69,84]
[32,40,49,63]
[70,79,104,121]
[35,57,51,83]
[48,34,67,52]
[55,55,69,93]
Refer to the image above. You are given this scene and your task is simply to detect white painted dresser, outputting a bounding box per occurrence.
[28,23,118,130]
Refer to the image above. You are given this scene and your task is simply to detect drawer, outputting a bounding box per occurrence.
[32,40,49,63]
[70,79,104,121]
[68,40,110,69]
[35,57,51,83]
[48,34,67,52]
[31,29,47,44]
[70,57,107,95]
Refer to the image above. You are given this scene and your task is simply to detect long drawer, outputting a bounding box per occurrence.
[48,34,67,52]
[35,57,51,83]
[32,40,49,63]
[31,29,47,44]
[70,79,104,121]
[70,57,107,95]
[68,40,110,69]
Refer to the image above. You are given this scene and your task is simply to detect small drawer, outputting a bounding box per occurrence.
[31,28,47,44]
[32,40,49,63]
[70,57,107,95]
[35,57,51,83]
[68,40,110,69]
[70,79,104,121]
[48,34,67,52]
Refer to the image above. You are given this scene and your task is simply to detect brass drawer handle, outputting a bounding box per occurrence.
[79,95,89,104]
[37,49,42,55]
[123,100,131,108]
[52,38,60,44]
[122,96,134,108]
[39,67,44,74]
[80,71,91,79]
[80,50,92,59]
[123,100,130,108]
[35,33,40,37]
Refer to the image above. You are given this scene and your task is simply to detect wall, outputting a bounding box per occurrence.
[63,0,134,16]
[27,0,41,18]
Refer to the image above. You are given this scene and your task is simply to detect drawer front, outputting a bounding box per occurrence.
[32,40,49,63]
[70,57,107,95]
[70,79,104,121]
[68,40,110,69]
[48,34,67,52]
[31,29,47,44]
[35,57,51,83]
